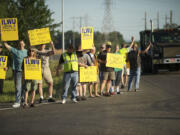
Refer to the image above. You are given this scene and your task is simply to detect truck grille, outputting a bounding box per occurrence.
[163,47,180,57]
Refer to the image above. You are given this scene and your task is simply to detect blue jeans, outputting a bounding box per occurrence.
[62,72,78,100]
[13,71,23,103]
[128,67,141,91]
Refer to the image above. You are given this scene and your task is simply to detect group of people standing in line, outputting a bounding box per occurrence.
[0,36,152,108]
[1,41,56,108]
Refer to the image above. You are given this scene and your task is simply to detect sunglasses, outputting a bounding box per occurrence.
[106,45,112,48]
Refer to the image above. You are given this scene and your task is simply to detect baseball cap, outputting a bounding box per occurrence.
[106,41,112,46]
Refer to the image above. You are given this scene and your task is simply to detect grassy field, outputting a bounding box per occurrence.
[0,60,64,103]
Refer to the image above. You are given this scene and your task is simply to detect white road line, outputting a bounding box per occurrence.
[0,107,14,111]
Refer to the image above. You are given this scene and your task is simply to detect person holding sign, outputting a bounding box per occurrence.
[111,44,122,95]
[98,44,106,85]
[22,48,38,108]
[120,37,134,88]
[97,41,115,96]
[127,42,152,92]
[56,44,79,104]
[0,44,8,94]
[37,41,56,103]
[76,45,92,101]
[4,40,27,108]
[86,46,100,97]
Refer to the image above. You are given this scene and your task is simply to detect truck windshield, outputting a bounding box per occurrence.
[153,32,180,43]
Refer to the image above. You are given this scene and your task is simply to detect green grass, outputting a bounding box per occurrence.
[0,80,15,103]
[0,60,98,103]
[0,60,64,103]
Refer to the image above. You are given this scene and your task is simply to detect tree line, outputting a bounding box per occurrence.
[0,0,124,51]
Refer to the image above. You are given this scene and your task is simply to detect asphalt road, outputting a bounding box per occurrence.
[0,71,180,135]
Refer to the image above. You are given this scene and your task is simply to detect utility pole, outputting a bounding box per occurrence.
[170,10,173,27]
[157,11,159,30]
[71,16,84,47]
[165,14,168,29]
[84,14,89,26]
[76,16,84,31]
[145,12,147,30]
[61,0,64,52]
[72,17,75,48]
[80,16,82,28]
[150,19,153,32]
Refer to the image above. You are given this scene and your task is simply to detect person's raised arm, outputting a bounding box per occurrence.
[50,41,55,55]
[129,36,135,49]
[141,42,152,54]
[46,41,55,56]
[4,42,11,51]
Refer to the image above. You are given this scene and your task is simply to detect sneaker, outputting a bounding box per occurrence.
[30,103,35,107]
[89,95,95,98]
[23,104,29,109]
[71,98,78,103]
[48,98,55,102]
[103,93,111,97]
[103,93,107,96]
[12,103,20,108]
[110,92,116,95]
[117,92,120,94]
[99,92,103,96]
[76,96,82,101]
[95,94,100,97]
[39,98,45,103]
[121,85,125,89]
[61,99,66,104]
[106,93,111,97]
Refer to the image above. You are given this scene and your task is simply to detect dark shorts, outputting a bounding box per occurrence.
[112,71,122,86]
[102,71,115,81]
[24,80,38,92]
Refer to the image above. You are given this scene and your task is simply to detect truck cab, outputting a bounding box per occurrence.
[140,28,180,73]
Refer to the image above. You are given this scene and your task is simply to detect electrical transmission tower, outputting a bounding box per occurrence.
[102,0,114,41]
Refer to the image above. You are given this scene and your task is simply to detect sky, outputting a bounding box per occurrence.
[45,0,180,41]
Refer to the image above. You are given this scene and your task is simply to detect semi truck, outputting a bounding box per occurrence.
[140,27,180,73]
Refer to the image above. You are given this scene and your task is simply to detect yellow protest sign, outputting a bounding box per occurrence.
[28,27,51,46]
[80,66,97,82]
[24,58,42,80]
[81,27,94,49]
[106,53,124,68]
[0,56,8,79]
[0,18,19,41]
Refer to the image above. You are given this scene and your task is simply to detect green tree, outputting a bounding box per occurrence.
[94,31,124,51]
[108,31,124,46]
[0,0,59,70]
[53,30,125,51]
[53,30,81,50]
[0,0,59,46]
[0,0,10,18]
